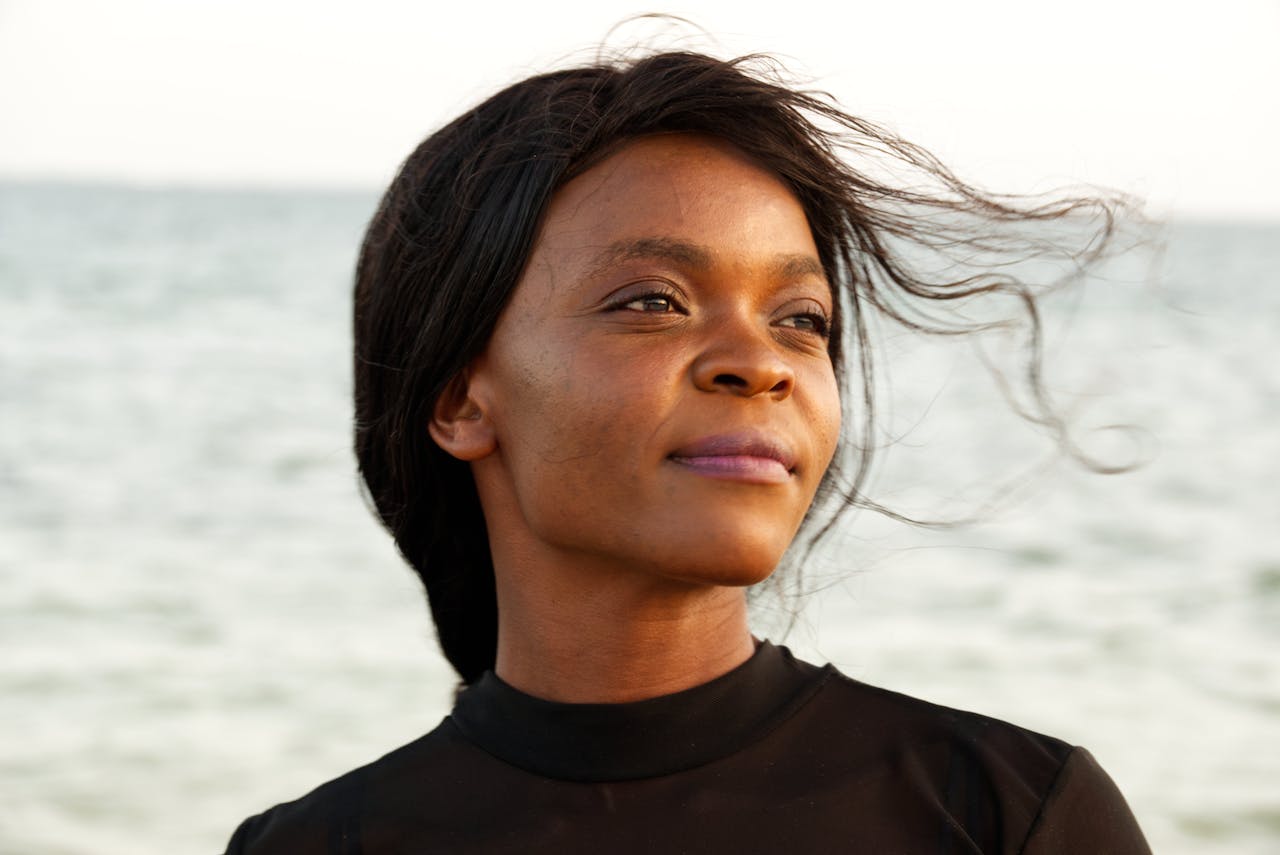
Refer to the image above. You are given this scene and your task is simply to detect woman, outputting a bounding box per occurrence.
[226,50,1151,853]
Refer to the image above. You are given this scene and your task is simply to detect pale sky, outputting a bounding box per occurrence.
[2,0,1277,219]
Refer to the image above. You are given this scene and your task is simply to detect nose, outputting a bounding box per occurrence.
[690,318,795,400]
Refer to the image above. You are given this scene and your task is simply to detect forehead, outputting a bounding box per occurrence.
[529,134,820,273]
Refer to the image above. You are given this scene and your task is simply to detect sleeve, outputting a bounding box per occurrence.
[221,812,282,855]
[220,763,370,854]
[1019,747,1152,855]
[222,816,251,854]
[220,806,330,855]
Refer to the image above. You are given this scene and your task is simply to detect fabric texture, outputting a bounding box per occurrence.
[225,642,1151,854]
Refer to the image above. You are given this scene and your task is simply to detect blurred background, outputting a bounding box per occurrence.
[2,1,1277,852]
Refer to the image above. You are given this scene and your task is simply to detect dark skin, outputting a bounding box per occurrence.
[430,135,841,703]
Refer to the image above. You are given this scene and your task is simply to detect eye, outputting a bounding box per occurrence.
[623,294,678,313]
[776,309,831,338]
[607,284,687,315]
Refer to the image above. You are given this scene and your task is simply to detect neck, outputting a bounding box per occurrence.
[492,557,756,704]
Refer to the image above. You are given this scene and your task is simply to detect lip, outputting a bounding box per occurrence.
[667,432,798,484]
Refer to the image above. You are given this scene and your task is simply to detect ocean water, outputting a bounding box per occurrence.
[1,181,1276,854]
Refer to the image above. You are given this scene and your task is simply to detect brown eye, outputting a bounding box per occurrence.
[628,295,675,312]
[614,290,684,313]
[777,311,830,337]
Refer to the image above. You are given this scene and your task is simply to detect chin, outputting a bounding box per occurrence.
[654,533,790,589]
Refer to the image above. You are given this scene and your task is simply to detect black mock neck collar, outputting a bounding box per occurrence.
[449,640,829,782]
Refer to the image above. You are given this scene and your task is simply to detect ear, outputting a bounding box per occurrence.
[428,369,497,462]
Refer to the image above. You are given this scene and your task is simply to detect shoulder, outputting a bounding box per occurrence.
[789,664,1150,853]
[1019,746,1152,854]
[806,665,1078,776]
[223,718,471,855]
[761,648,1075,790]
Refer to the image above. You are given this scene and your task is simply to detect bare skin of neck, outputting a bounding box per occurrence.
[492,554,757,704]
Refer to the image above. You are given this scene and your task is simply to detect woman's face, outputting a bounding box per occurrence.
[461,134,841,588]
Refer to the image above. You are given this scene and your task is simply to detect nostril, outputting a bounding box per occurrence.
[697,360,795,398]
[713,373,748,389]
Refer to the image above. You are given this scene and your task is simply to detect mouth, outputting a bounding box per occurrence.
[667,432,797,485]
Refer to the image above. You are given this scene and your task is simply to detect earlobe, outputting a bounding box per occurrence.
[428,371,497,462]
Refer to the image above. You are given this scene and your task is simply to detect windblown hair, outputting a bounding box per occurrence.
[353,50,1132,684]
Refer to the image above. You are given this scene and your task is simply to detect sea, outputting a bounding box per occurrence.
[1,181,1276,854]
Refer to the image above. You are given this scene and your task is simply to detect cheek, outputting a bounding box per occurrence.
[489,341,643,484]
[807,367,843,470]
[488,363,654,554]
[492,343,686,547]
[500,334,674,445]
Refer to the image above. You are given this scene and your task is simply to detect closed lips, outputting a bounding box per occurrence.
[667,433,797,479]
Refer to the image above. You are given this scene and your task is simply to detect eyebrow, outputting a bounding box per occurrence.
[772,253,826,281]
[584,236,826,282]
[585,237,712,278]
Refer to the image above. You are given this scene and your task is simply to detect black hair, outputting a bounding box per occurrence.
[353,50,1133,685]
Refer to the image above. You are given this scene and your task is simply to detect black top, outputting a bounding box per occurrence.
[225,642,1151,854]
